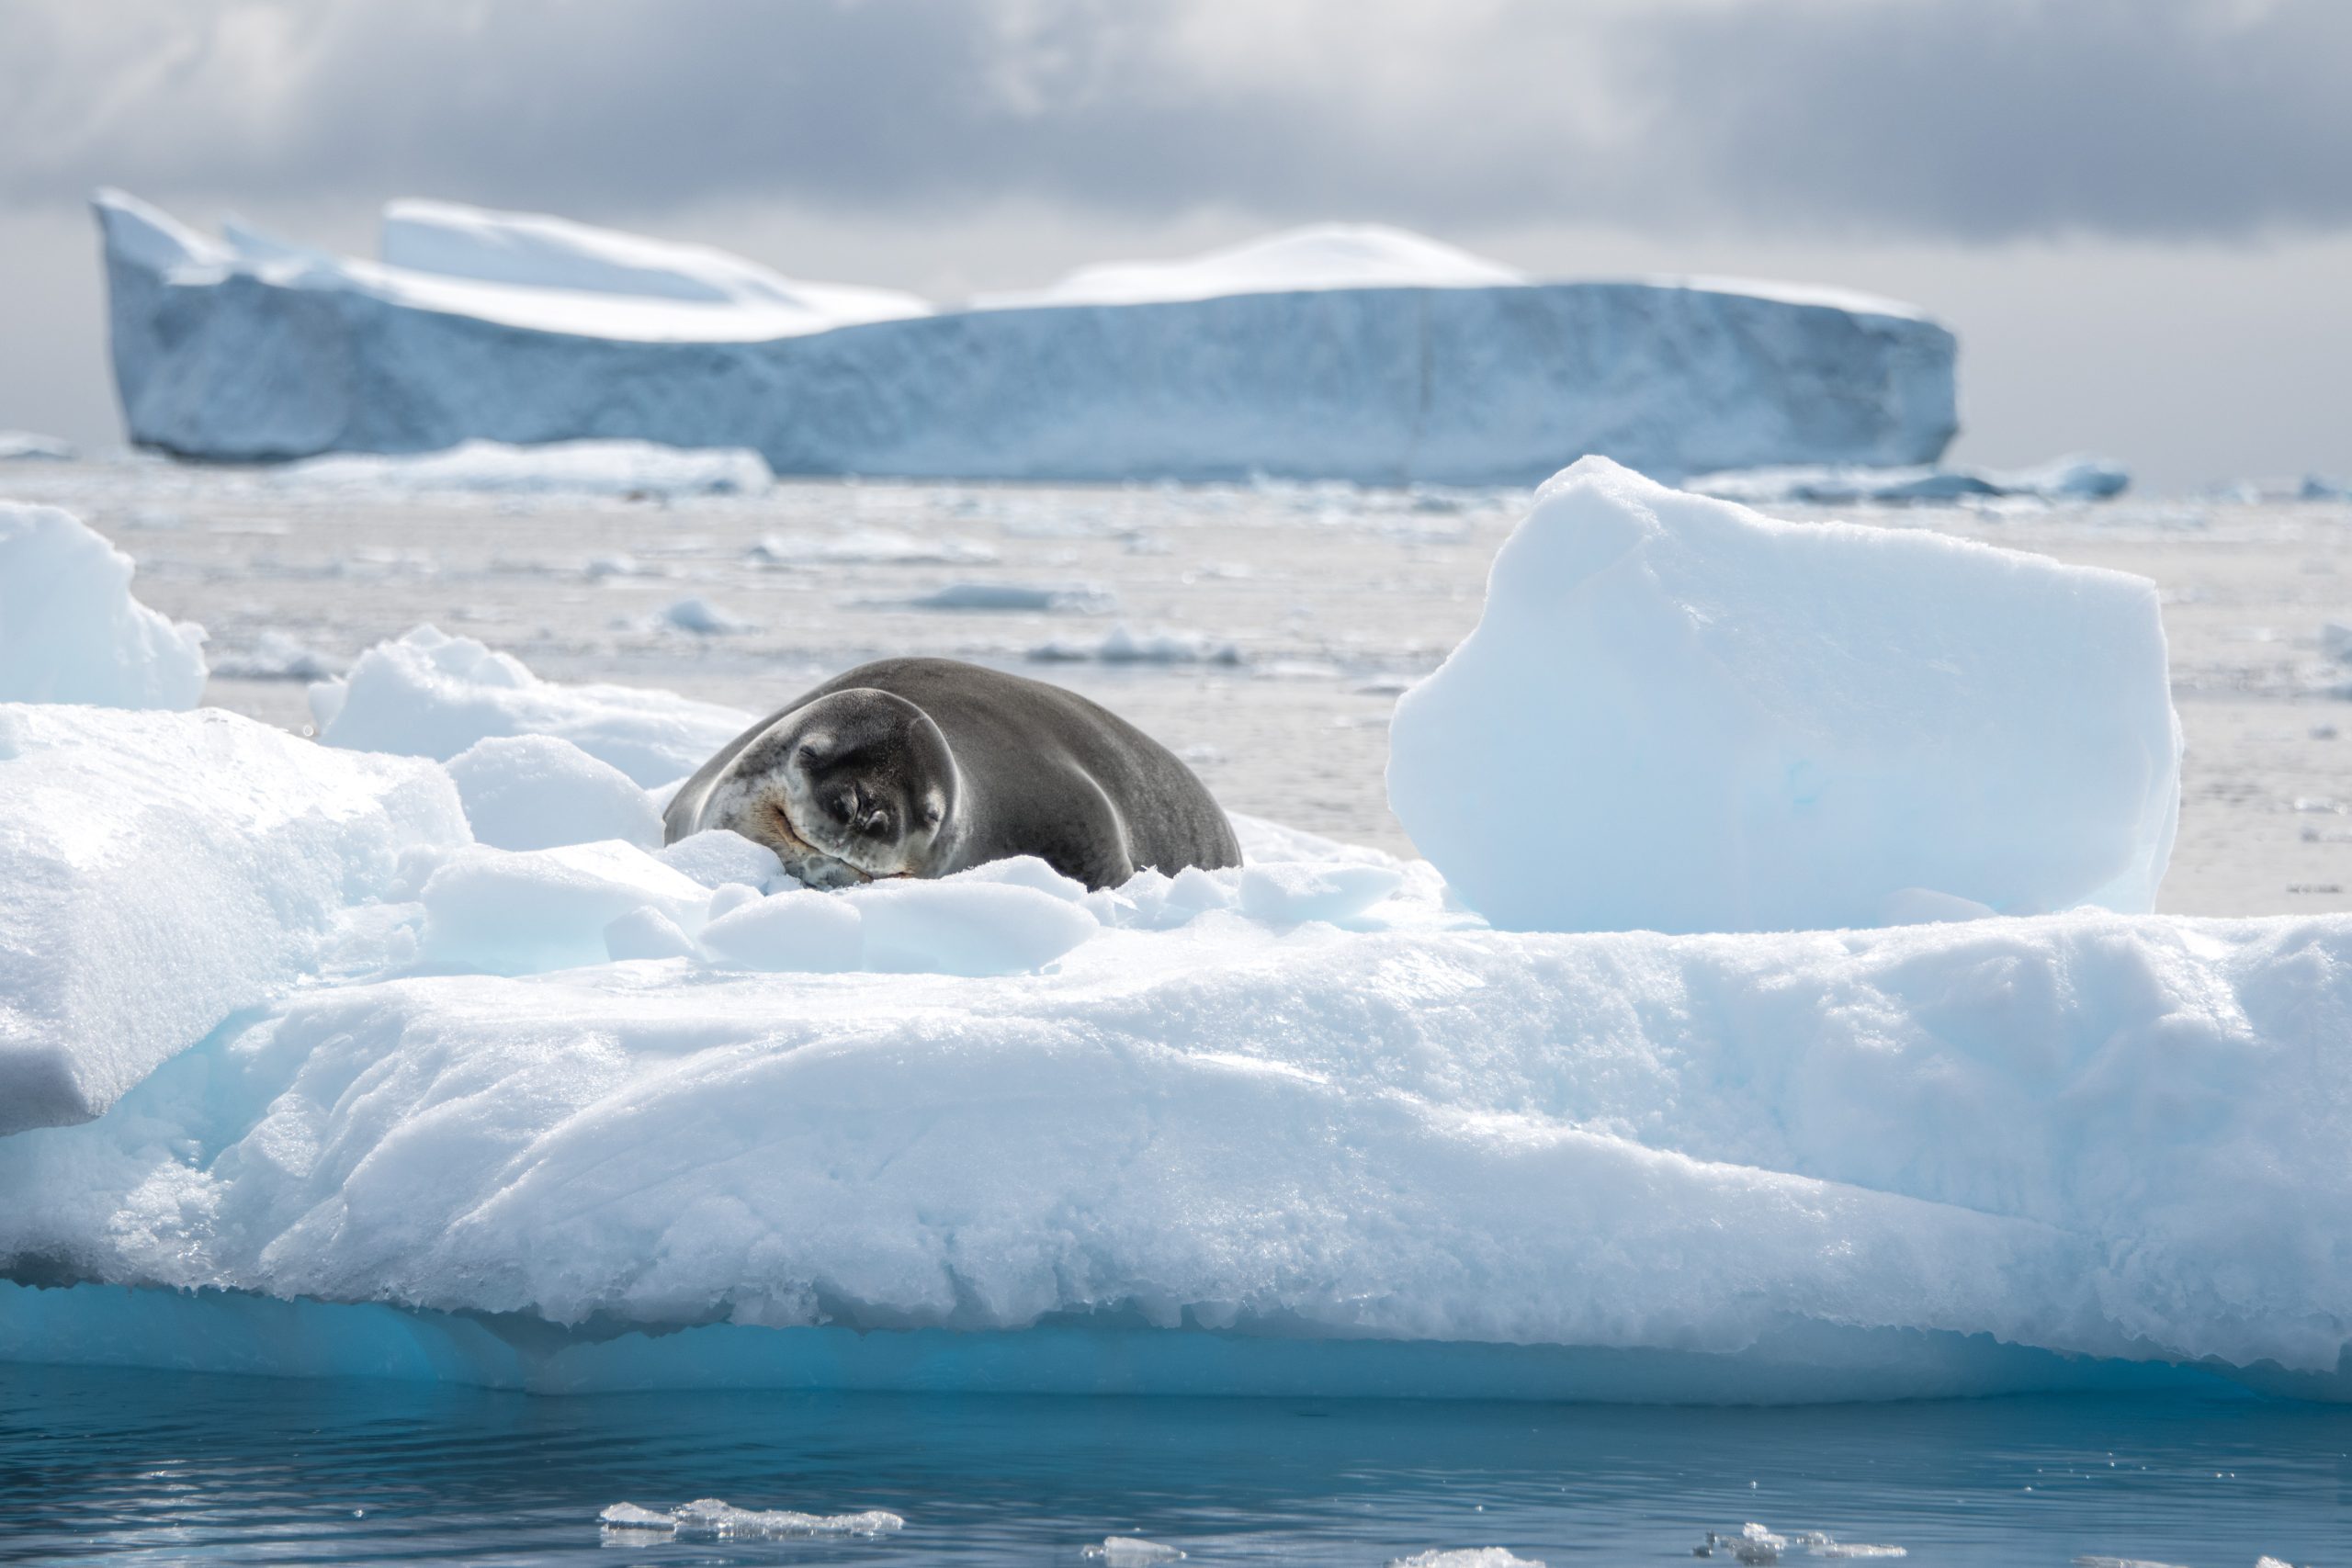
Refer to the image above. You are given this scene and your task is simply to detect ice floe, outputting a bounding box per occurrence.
[0,502,206,709]
[207,630,342,682]
[0,430,74,460]
[1082,1537,1187,1563]
[1691,454,2129,506]
[749,529,998,567]
[1390,457,2179,932]
[280,439,773,497]
[595,1498,903,1539]
[1028,626,1245,665]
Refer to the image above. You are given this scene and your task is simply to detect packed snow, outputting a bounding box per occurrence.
[1390,458,2180,933]
[0,502,206,709]
[1691,454,2130,506]
[971,223,1525,308]
[0,705,465,1133]
[96,189,1958,482]
[280,439,774,497]
[310,624,749,785]
[442,735,662,852]
[380,197,930,330]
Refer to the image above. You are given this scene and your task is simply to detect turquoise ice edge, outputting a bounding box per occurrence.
[3,1280,2335,1404]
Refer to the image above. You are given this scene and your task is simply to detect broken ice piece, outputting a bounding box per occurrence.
[1388,1551,1545,1568]
[1083,1538,1188,1564]
[596,1502,676,1532]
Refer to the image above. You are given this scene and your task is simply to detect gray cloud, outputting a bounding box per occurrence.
[0,0,2347,243]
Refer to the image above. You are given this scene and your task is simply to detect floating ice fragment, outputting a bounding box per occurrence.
[281,439,773,497]
[750,529,997,566]
[1028,625,1244,665]
[596,1502,676,1531]
[668,1498,904,1538]
[1082,1537,1187,1563]
[1388,1550,1544,1568]
[0,430,74,460]
[209,630,342,682]
[899,581,1113,613]
[2070,1557,2190,1568]
[662,596,754,635]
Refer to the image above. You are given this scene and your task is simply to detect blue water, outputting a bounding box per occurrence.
[0,1368,2343,1565]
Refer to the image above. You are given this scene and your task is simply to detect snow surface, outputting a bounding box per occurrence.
[443,734,662,852]
[0,705,466,1134]
[381,198,930,330]
[280,440,773,497]
[310,625,750,785]
[971,223,1525,309]
[1390,458,2181,933]
[0,502,207,709]
[96,190,1958,482]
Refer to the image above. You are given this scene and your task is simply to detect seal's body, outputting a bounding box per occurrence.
[663,657,1240,890]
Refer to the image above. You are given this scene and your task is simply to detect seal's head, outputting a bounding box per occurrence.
[700,689,957,888]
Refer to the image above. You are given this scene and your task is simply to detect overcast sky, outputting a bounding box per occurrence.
[4,0,2346,489]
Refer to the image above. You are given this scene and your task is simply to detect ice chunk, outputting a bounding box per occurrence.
[661,596,754,635]
[604,906,700,963]
[849,877,1101,976]
[209,630,342,682]
[1691,455,2128,506]
[281,439,772,497]
[445,735,662,852]
[700,889,863,973]
[0,503,206,709]
[1387,1551,1544,1568]
[311,625,750,785]
[1029,626,1244,665]
[0,705,465,1133]
[899,581,1113,613]
[96,191,1957,484]
[750,529,997,566]
[419,840,713,975]
[1390,458,2180,933]
[1237,862,1406,926]
[1083,1538,1187,1563]
[668,1498,903,1538]
[657,829,786,891]
[595,1502,675,1532]
[0,430,74,460]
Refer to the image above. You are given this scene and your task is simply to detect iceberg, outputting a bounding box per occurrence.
[0,502,207,710]
[1389,459,2180,934]
[0,705,466,1134]
[96,193,1959,484]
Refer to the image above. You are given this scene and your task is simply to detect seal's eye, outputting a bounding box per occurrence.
[920,799,944,828]
[797,742,825,766]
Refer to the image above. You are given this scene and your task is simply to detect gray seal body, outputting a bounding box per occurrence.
[663,657,1240,890]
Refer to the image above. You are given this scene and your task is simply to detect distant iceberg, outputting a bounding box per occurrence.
[96,192,1959,484]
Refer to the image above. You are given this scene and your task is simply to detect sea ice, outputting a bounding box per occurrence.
[1028,626,1244,665]
[596,1498,903,1538]
[1387,1550,1544,1568]
[281,439,773,497]
[208,630,342,682]
[656,829,786,892]
[898,581,1114,613]
[419,840,713,975]
[0,430,74,460]
[1691,455,2129,506]
[1082,1538,1188,1563]
[0,502,206,709]
[1390,458,2180,933]
[443,735,662,852]
[749,529,997,566]
[0,705,465,1133]
[311,625,750,785]
[96,190,1957,483]
[661,596,754,635]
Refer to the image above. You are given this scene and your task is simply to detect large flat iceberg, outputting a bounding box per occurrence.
[1390,459,2181,933]
[96,194,1959,484]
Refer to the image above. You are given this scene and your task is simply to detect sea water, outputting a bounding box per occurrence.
[0,1366,2341,1564]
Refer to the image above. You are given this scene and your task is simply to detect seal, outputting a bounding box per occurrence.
[662,657,1241,890]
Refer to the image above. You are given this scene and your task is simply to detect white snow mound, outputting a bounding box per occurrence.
[311,625,750,786]
[0,503,207,709]
[1390,458,2180,933]
[975,222,1524,309]
[444,734,662,852]
[0,705,467,1133]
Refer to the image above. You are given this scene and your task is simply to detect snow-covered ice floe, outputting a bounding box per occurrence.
[278,438,773,497]
[1690,454,2130,506]
[0,503,206,709]
[96,192,1958,483]
[0,430,74,461]
[4,478,2349,1404]
[1392,458,2179,933]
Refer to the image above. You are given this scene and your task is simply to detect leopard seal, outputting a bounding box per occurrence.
[662,657,1240,890]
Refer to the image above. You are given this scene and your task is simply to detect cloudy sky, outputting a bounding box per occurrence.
[3,0,2346,489]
